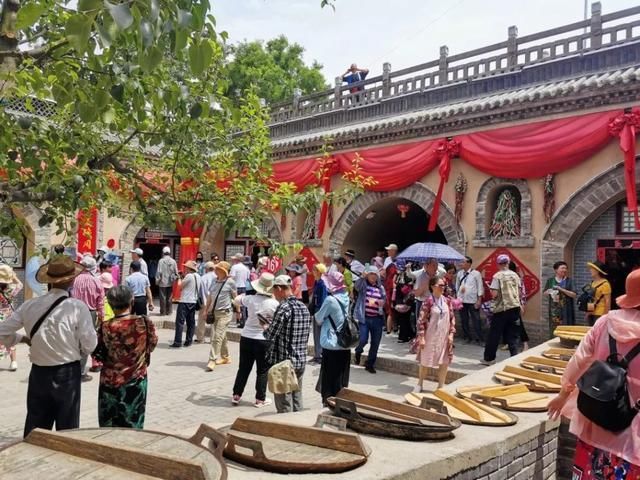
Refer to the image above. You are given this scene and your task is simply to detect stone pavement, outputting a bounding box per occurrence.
[0,328,426,449]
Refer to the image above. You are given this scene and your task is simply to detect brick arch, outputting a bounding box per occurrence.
[474,177,533,247]
[329,183,464,253]
[541,161,629,280]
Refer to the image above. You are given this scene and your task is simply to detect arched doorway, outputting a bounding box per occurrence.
[330,183,464,260]
[342,197,446,260]
[542,161,638,324]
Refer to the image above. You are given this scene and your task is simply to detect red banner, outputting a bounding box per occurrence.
[298,247,320,289]
[475,248,540,302]
[77,208,98,255]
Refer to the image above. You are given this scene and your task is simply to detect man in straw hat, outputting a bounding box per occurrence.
[264,275,312,413]
[0,256,97,437]
[195,261,217,343]
[170,260,201,348]
[231,272,279,407]
[205,261,237,371]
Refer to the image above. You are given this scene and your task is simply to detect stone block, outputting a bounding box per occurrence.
[480,457,500,477]
[523,451,537,467]
[489,466,509,480]
[507,457,524,478]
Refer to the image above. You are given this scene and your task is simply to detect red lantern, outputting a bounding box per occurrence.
[397,203,410,219]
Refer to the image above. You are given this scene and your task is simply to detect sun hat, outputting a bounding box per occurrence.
[251,272,275,295]
[286,264,303,274]
[323,271,346,293]
[313,263,327,275]
[364,265,379,276]
[497,254,510,264]
[587,260,608,276]
[214,261,231,276]
[385,243,399,251]
[616,269,640,308]
[97,245,109,253]
[80,255,97,272]
[162,246,171,254]
[36,256,84,284]
[231,253,244,261]
[183,260,198,272]
[0,264,14,284]
[204,261,216,270]
[274,275,292,287]
[99,272,114,290]
[344,249,356,258]
[130,247,143,256]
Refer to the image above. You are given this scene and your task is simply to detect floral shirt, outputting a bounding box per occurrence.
[96,315,158,387]
[0,282,22,323]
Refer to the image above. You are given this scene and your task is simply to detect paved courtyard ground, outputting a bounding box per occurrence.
[0,326,426,449]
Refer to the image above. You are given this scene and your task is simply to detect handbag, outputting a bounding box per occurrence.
[267,359,300,394]
[206,279,228,324]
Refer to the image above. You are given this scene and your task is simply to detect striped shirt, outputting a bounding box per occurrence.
[364,285,384,317]
[72,271,105,316]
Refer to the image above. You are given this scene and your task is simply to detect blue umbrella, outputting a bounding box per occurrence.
[397,242,465,264]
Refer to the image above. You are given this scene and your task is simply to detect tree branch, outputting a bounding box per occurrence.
[0,39,68,60]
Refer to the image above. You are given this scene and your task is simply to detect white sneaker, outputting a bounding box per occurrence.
[254,398,273,408]
[480,359,496,366]
[9,361,17,371]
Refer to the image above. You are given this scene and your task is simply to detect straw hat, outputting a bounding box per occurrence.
[183,260,198,272]
[214,261,231,276]
[587,260,608,276]
[251,272,275,296]
[36,256,84,284]
[0,264,14,284]
[616,269,640,309]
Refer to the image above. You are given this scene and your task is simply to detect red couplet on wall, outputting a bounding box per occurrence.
[77,208,98,255]
[475,248,540,302]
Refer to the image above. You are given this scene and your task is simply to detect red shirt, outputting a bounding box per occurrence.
[72,271,105,317]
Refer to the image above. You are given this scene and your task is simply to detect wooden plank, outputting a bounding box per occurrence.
[335,389,453,425]
[522,356,567,369]
[330,399,429,426]
[230,418,368,457]
[24,429,209,480]
[433,390,481,421]
[503,365,562,385]
[494,371,560,392]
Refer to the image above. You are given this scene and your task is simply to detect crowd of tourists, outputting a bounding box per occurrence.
[0,240,637,475]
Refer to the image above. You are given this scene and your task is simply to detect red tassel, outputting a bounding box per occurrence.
[428,139,459,232]
[609,111,640,230]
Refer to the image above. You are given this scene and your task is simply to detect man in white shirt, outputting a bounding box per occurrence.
[0,256,97,438]
[170,260,201,348]
[383,243,398,270]
[456,255,485,344]
[230,253,250,327]
[409,258,439,318]
[130,247,148,276]
[295,254,310,305]
[155,246,178,316]
[344,249,365,278]
[196,261,217,343]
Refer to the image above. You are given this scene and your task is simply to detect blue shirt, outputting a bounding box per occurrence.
[125,272,150,297]
[312,279,328,314]
[315,292,350,350]
[343,71,368,85]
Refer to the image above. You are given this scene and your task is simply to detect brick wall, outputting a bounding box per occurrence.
[446,427,558,480]
[572,204,617,325]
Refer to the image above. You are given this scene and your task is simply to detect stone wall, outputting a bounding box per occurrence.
[446,427,558,480]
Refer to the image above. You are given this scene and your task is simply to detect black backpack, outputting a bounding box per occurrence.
[577,281,605,312]
[327,295,360,349]
[577,334,640,432]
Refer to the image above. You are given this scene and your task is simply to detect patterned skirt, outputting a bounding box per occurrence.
[572,439,640,479]
[98,375,148,429]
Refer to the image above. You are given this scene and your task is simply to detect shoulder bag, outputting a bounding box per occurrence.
[193,274,202,311]
[206,279,228,324]
[327,295,359,349]
[267,299,300,393]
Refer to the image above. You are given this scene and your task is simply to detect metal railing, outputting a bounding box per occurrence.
[268,2,640,124]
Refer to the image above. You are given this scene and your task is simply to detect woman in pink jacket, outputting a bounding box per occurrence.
[549,269,640,478]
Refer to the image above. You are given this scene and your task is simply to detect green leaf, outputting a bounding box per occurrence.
[177,9,193,28]
[78,0,102,13]
[173,29,187,53]
[188,42,204,75]
[65,15,93,54]
[102,107,116,124]
[200,40,214,70]
[189,102,202,119]
[139,19,153,47]
[104,0,134,30]
[110,84,124,103]
[141,46,162,72]
[78,102,98,122]
[150,0,160,21]
[95,89,110,109]
[97,21,114,47]
[16,3,46,29]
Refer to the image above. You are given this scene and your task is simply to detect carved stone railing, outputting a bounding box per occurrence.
[268,2,640,130]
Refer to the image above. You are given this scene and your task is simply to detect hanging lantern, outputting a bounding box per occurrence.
[397,203,410,218]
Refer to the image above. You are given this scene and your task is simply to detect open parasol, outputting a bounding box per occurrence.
[397,242,465,264]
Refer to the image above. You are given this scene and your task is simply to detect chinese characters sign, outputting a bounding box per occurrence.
[77,208,98,255]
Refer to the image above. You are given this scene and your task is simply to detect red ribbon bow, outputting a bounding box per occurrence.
[428,139,460,232]
[609,110,640,230]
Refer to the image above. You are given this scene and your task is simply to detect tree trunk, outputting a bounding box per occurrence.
[0,0,20,93]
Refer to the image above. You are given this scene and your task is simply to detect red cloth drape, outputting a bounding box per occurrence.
[271,107,638,232]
